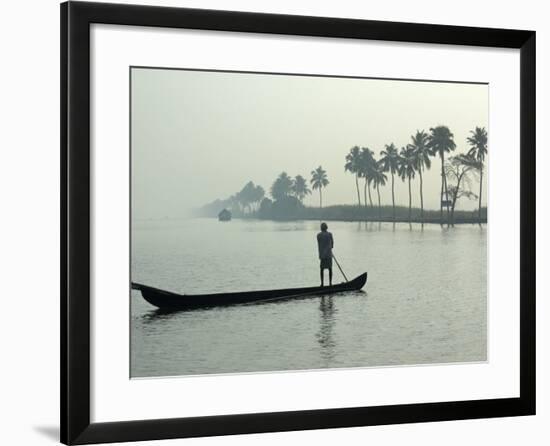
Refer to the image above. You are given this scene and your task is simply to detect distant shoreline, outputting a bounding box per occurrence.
[232,215,486,225]
[134,216,487,225]
[200,203,487,225]
[239,216,486,225]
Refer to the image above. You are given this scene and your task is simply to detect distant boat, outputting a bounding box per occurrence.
[218,208,232,221]
[132,273,367,311]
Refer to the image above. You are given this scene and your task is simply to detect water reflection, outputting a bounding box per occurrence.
[140,308,182,324]
[139,292,344,325]
[316,295,336,365]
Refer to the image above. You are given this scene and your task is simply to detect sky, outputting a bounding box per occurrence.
[131,67,488,219]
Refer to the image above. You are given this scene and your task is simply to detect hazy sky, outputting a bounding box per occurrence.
[131,68,488,219]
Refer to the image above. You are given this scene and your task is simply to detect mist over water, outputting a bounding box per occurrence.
[131,68,488,219]
[131,218,486,377]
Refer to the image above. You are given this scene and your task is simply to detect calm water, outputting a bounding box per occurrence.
[131,218,487,377]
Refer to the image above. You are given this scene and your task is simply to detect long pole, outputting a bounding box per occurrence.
[332,253,349,282]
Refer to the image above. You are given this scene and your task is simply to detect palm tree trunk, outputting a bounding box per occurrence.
[363,179,368,207]
[444,174,450,221]
[377,184,381,220]
[419,167,424,223]
[319,188,322,209]
[478,167,483,224]
[408,176,412,223]
[355,174,361,207]
[442,154,450,223]
[440,153,444,224]
[367,182,373,207]
[391,173,395,221]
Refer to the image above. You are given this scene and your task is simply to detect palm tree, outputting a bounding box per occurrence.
[408,130,432,224]
[345,146,362,207]
[359,147,375,209]
[467,127,488,223]
[398,146,416,223]
[292,175,311,203]
[253,185,265,212]
[379,143,399,221]
[371,162,388,220]
[270,172,294,201]
[310,166,329,209]
[237,181,258,214]
[428,125,456,224]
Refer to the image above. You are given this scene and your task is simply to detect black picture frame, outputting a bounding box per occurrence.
[61,1,536,444]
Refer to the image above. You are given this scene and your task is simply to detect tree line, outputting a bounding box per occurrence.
[198,125,487,225]
[268,168,329,206]
[197,181,265,218]
[342,125,487,224]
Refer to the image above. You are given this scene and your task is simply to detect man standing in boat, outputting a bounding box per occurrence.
[317,222,334,287]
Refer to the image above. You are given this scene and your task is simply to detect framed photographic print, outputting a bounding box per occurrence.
[61,1,536,444]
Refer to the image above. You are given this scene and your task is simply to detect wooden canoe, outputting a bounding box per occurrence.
[132,272,367,310]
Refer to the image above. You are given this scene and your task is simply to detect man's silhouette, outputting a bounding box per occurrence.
[317,222,334,286]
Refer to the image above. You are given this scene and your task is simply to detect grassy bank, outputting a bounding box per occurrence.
[249,204,487,224]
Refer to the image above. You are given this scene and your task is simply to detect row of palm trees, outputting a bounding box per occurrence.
[234,181,265,213]
[263,125,486,223]
[269,168,330,207]
[344,125,487,223]
[271,173,308,201]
